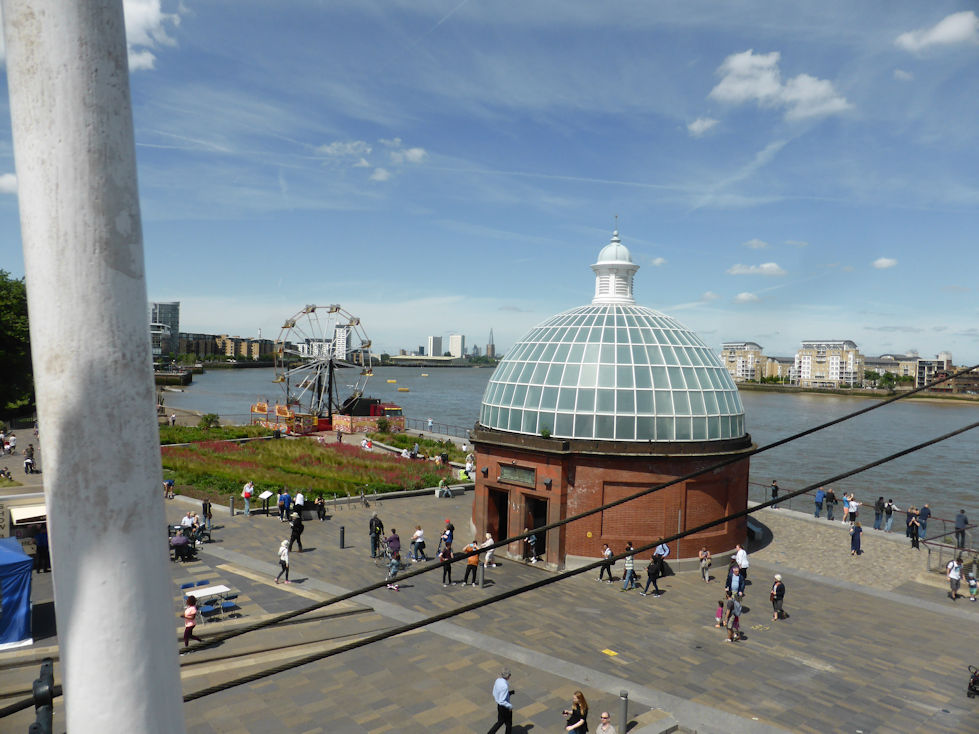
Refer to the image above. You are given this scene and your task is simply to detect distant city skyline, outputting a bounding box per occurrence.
[2,3,978,361]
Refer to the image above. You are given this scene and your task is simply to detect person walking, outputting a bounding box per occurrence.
[275,539,290,583]
[369,512,384,558]
[770,574,786,621]
[947,556,963,601]
[873,496,885,531]
[698,546,712,583]
[732,543,749,583]
[595,711,617,734]
[410,525,427,561]
[954,509,969,550]
[598,543,614,582]
[487,668,513,734]
[241,480,254,516]
[725,564,745,601]
[281,489,292,521]
[482,531,497,567]
[620,542,636,591]
[814,486,825,518]
[640,553,664,597]
[202,496,212,532]
[523,527,539,564]
[288,512,304,552]
[825,487,837,521]
[850,521,862,556]
[723,591,741,642]
[182,595,203,647]
[277,490,287,521]
[439,542,453,586]
[563,690,589,732]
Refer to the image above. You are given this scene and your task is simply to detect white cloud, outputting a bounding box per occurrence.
[727,262,787,276]
[895,11,979,53]
[709,49,850,121]
[650,257,666,267]
[353,157,370,168]
[123,0,181,72]
[734,292,760,303]
[785,239,808,247]
[701,291,719,301]
[391,147,428,165]
[0,173,17,194]
[687,117,719,137]
[743,238,768,249]
[369,168,392,182]
[379,137,403,148]
[872,257,897,269]
[893,69,914,82]
[318,140,372,157]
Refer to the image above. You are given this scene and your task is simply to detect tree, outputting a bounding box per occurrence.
[0,270,33,415]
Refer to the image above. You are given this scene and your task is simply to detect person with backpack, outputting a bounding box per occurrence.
[873,496,885,530]
[640,553,664,597]
[723,591,742,642]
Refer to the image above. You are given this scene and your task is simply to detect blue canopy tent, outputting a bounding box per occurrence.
[0,536,33,649]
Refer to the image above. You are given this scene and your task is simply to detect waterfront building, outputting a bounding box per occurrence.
[149,322,172,357]
[177,332,218,357]
[150,301,180,338]
[449,334,466,358]
[763,356,794,381]
[427,335,443,358]
[472,230,752,567]
[216,334,275,360]
[720,341,764,382]
[917,352,953,389]
[865,352,919,381]
[792,340,864,388]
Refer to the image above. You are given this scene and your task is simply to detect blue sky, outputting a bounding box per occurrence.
[1,1,978,361]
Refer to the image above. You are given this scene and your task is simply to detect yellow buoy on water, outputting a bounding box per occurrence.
[387,379,397,383]
[397,387,410,392]
[421,373,429,377]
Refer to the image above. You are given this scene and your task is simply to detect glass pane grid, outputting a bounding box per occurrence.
[478,303,744,441]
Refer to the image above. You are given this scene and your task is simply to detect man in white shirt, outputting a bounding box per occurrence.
[733,543,750,583]
[180,512,194,528]
[487,668,513,734]
[654,542,669,558]
[947,556,963,601]
[294,490,305,518]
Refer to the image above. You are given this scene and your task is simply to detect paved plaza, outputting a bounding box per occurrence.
[2,444,978,733]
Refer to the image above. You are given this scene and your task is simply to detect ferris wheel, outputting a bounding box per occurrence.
[273,304,373,417]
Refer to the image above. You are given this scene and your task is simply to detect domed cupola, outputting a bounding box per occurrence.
[479,229,745,442]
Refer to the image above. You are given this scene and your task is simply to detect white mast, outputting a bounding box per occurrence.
[2,1,187,732]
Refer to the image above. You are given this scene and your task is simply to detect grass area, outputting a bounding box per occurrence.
[161,436,451,500]
[159,425,273,445]
[0,477,22,489]
[367,431,467,463]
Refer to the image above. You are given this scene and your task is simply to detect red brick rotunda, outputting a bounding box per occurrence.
[472,230,753,568]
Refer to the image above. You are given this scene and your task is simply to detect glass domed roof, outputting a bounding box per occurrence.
[478,232,745,443]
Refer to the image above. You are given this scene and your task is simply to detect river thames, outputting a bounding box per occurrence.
[161,366,979,518]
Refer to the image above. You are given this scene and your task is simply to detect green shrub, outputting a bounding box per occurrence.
[198,413,220,430]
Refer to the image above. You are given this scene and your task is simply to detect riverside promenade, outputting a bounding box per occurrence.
[4,480,977,734]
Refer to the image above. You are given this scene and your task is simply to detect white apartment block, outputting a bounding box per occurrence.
[792,340,864,388]
[448,334,466,358]
[720,341,764,382]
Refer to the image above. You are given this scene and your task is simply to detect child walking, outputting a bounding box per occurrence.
[275,539,290,583]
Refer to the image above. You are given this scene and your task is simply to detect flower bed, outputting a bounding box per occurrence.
[161,437,450,498]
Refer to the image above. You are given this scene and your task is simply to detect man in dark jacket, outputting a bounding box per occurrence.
[369,512,384,557]
[289,512,304,552]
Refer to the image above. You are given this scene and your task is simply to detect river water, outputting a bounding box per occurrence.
[161,366,979,518]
